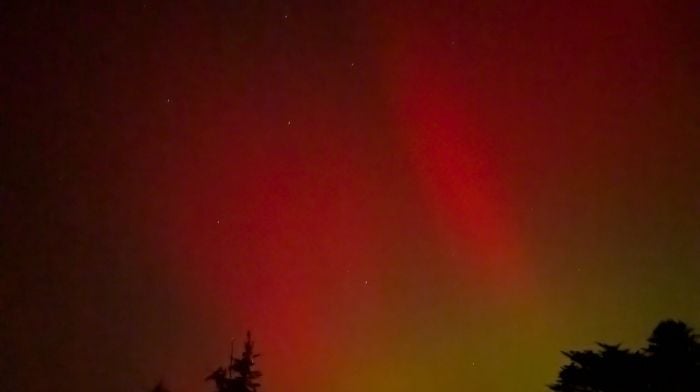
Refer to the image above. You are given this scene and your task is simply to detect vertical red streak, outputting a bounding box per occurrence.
[375,3,527,285]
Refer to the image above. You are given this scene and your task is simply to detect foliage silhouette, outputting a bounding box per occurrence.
[150,380,170,392]
[550,319,700,392]
[207,331,262,392]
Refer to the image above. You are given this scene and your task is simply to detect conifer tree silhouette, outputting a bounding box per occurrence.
[645,320,700,392]
[207,331,262,392]
[550,343,646,392]
[150,380,170,392]
[550,319,700,392]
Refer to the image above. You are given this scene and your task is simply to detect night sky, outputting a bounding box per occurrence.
[2,1,700,391]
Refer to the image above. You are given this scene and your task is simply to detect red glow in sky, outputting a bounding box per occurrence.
[3,2,700,392]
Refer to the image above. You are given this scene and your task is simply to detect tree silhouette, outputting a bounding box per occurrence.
[646,320,700,392]
[207,331,262,392]
[150,380,171,392]
[550,319,700,392]
[550,343,647,392]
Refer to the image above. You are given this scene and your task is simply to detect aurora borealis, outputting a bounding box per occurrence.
[3,1,700,392]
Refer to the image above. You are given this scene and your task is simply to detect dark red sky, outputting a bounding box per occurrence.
[2,1,700,391]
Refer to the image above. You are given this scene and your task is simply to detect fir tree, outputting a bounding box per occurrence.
[207,331,262,392]
[550,319,700,392]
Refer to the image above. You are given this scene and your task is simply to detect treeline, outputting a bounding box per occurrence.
[551,319,700,392]
[152,319,700,392]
